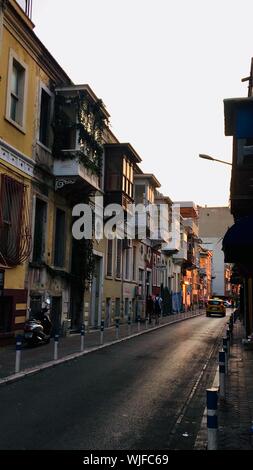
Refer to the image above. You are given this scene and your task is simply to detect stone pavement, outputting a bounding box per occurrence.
[0,309,203,381]
[195,319,253,450]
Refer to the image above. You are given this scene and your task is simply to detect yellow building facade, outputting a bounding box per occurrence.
[0,0,35,341]
[0,0,73,341]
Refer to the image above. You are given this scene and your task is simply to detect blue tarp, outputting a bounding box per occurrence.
[172,292,182,313]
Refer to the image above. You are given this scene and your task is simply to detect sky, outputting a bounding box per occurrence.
[31,0,253,207]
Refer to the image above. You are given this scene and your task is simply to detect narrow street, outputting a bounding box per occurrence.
[0,314,227,450]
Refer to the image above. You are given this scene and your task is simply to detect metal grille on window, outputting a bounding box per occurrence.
[0,175,32,266]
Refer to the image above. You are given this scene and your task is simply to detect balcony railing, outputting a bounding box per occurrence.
[183,218,199,236]
[53,152,101,193]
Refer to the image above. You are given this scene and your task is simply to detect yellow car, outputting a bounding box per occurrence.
[206,299,226,317]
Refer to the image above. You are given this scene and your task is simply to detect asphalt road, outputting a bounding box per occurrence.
[0,314,227,450]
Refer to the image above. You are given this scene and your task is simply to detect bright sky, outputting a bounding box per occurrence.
[32,0,253,207]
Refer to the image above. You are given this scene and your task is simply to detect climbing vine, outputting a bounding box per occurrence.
[71,193,96,289]
[71,237,95,289]
[52,90,108,177]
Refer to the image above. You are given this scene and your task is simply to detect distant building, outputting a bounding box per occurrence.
[198,207,233,297]
[175,202,200,309]
[199,247,212,303]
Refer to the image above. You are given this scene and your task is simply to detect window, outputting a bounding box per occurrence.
[122,158,133,198]
[124,298,129,318]
[146,271,151,297]
[116,239,122,278]
[0,297,13,334]
[115,298,121,317]
[125,247,130,280]
[157,256,161,286]
[30,295,43,316]
[132,246,136,280]
[10,61,24,124]
[33,198,47,263]
[0,175,25,266]
[147,186,154,203]
[153,254,157,286]
[6,51,28,130]
[135,184,145,204]
[139,269,144,296]
[208,300,223,306]
[105,157,122,191]
[106,239,113,276]
[54,208,66,267]
[39,88,52,147]
[122,176,126,192]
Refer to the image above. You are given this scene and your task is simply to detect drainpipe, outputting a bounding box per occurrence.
[0,1,7,65]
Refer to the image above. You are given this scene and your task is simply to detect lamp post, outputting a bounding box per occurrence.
[199,154,232,166]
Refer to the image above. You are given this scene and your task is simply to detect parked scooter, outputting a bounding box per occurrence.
[23,308,52,347]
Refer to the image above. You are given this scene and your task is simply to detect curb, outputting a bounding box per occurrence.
[194,317,232,450]
[194,366,220,450]
[0,312,204,387]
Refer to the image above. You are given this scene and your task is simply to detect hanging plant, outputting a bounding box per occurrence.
[71,233,95,289]
[52,91,108,177]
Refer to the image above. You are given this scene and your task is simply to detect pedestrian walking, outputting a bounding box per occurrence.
[146,295,154,324]
[154,296,161,325]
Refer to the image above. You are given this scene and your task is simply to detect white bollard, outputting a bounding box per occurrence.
[15,335,22,374]
[207,388,218,450]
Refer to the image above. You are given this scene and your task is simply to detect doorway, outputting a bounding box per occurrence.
[90,256,102,327]
[51,297,62,336]
[105,298,111,327]
[0,297,13,334]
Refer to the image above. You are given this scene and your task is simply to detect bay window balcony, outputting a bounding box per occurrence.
[173,240,188,263]
[104,143,141,212]
[53,85,109,195]
[53,152,101,193]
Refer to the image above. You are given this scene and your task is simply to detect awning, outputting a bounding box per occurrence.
[224,97,253,136]
[222,215,253,264]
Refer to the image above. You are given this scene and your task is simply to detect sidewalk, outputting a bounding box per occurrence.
[0,309,203,382]
[195,319,253,450]
[218,320,253,450]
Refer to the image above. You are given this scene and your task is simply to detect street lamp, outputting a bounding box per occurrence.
[199,154,232,166]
